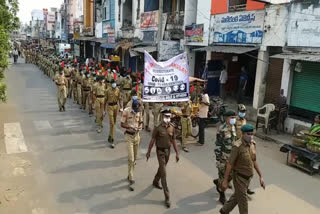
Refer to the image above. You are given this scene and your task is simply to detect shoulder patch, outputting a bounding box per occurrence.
[234,139,242,147]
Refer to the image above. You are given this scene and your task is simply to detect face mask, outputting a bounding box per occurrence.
[243,135,252,143]
[229,118,236,125]
[164,117,171,124]
[239,112,246,118]
[94,77,96,81]
[132,96,138,101]
[112,83,116,88]
[87,74,90,78]
[102,80,105,83]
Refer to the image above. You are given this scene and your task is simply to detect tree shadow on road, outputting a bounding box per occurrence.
[163,189,218,214]
[51,157,127,174]
[89,185,163,214]
[58,178,129,203]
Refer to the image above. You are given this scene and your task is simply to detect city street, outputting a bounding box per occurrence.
[0,59,320,214]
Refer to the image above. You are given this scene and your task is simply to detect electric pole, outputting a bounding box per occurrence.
[157,0,163,61]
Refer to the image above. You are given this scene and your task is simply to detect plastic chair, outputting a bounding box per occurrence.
[256,104,276,134]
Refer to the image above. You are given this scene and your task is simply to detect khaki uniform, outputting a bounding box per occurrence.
[122,77,132,107]
[76,72,83,104]
[236,116,247,140]
[64,68,72,97]
[88,76,95,114]
[55,74,67,110]
[94,83,106,128]
[105,87,121,141]
[106,72,114,89]
[120,107,143,181]
[221,139,256,214]
[152,122,176,201]
[82,77,91,110]
[180,101,192,148]
[153,103,163,128]
[71,69,78,101]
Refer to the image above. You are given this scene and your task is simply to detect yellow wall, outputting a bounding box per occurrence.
[84,0,93,28]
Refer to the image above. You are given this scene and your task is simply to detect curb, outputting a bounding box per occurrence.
[255,132,285,145]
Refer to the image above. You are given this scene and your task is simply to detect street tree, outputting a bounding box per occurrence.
[0,0,20,102]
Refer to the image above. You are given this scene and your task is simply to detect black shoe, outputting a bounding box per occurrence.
[219,209,227,214]
[213,179,222,193]
[165,200,171,208]
[219,192,226,205]
[62,106,65,111]
[247,189,255,195]
[59,107,62,112]
[108,136,112,143]
[153,182,163,190]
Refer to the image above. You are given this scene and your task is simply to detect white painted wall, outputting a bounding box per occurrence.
[285,117,311,134]
[287,3,320,47]
[262,4,288,47]
[280,59,292,100]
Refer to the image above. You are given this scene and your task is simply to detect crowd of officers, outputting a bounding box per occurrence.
[24,49,265,214]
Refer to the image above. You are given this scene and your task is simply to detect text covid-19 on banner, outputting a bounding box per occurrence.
[143,51,189,102]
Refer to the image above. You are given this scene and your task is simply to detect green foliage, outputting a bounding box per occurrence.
[0,0,19,102]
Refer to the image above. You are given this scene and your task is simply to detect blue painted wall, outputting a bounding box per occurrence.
[102,0,116,40]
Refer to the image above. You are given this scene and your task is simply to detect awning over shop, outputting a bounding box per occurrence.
[92,38,107,43]
[115,40,134,51]
[101,43,117,49]
[74,36,95,41]
[131,46,157,53]
[194,45,259,54]
[271,53,320,62]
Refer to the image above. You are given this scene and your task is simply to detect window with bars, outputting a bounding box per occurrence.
[229,0,247,12]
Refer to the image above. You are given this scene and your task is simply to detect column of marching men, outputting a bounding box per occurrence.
[23,48,266,213]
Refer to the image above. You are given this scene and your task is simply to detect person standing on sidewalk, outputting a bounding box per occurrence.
[220,124,265,214]
[219,65,228,100]
[146,109,180,208]
[198,88,210,145]
[214,110,237,204]
[55,67,67,112]
[121,99,143,191]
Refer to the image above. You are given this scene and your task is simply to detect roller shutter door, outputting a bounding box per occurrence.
[264,58,284,104]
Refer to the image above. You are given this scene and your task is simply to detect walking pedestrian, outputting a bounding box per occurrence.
[219,65,228,100]
[105,79,122,148]
[146,109,180,208]
[198,88,210,145]
[55,67,67,112]
[237,67,248,104]
[120,99,143,190]
[220,124,265,214]
[214,110,237,204]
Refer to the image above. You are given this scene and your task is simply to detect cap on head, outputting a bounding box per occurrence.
[110,79,115,84]
[224,110,236,117]
[241,124,254,133]
[238,104,246,112]
[161,109,172,117]
[131,89,137,96]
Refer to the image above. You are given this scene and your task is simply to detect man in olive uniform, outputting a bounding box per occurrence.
[82,72,91,111]
[88,72,96,115]
[71,67,78,102]
[153,103,163,128]
[220,124,265,214]
[121,99,143,190]
[76,69,83,105]
[191,81,203,103]
[94,76,106,133]
[146,109,180,208]
[236,104,247,139]
[179,100,193,152]
[122,74,132,108]
[214,110,237,204]
[55,67,67,112]
[105,79,122,148]
[64,65,72,98]
[105,69,114,89]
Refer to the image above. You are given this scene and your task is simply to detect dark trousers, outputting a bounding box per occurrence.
[153,148,170,200]
[198,118,206,144]
[220,83,226,100]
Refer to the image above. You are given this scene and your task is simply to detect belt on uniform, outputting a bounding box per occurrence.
[77,82,81,85]
[156,147,170,151]
[108,102,117,106]
[56,83,65,86]
[65,75,71,78]
[125,131,138,136]
[123,88,131,90]
[96,95,105,98]
[182,115,190,118]
[83,89,90,92]
[235,171,252,180]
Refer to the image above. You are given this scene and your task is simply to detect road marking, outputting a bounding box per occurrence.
[63,120,82,128]
[33,120,52,130]
[4,122,28,154]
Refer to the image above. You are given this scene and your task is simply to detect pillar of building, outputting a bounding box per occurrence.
[253,49,269,109]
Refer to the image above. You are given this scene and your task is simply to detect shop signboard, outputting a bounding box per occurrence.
[140,11,159,31]
[158,40,182,61]
[185,24,204,43]
[210,10,265,44]
[143,51,189,102]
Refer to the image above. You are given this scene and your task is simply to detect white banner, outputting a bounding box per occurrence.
[143,51,189,102]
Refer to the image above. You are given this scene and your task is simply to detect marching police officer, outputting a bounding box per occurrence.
[93,75,106,133]
[55,67,67,112]
[179,100,193,152]
[146,109,180,208]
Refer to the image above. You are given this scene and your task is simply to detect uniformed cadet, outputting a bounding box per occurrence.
[179,100,193,152]
[214,110,237,204]
[153,103,163,128]
[64,65,72,98]
[88,72,96,115]
[220,124,265,214]
[146,109,180,208]
[191,81,203,103]
[122,74,132,108]
[76,69,83,105]
[140,79,151,132]
[82,72,91,110]
[236,104,247,139]
[55,67,67,112]
[105,79,122,148]
[94,76,106,133]
[105,69,114,89]
[120,99,143,190]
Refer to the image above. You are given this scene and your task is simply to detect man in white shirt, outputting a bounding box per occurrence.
[198,88,210,145]
[219,65,228,100]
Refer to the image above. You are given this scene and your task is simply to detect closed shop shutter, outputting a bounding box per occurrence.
[264,58,284,105]
[290,62,320,113]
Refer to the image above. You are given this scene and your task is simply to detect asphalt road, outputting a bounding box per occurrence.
[0,57,319,214]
